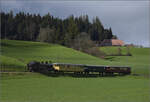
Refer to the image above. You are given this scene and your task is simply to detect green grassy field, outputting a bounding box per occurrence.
[0,40,150,102]
[0,40,113,71]
[0,73,149,102]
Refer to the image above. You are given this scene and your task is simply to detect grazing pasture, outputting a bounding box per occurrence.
[0,40,150,102]
[0,73,149,102]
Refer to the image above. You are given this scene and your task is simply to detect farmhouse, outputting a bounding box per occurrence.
[100,39,125,46]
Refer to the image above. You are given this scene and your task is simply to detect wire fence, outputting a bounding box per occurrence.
[0,65,27,72]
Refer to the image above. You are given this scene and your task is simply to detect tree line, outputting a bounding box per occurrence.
[1,11,115,47]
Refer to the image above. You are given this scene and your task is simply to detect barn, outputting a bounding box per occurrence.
[100,39,125,46]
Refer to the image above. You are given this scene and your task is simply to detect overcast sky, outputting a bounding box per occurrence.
[1,0,150,47]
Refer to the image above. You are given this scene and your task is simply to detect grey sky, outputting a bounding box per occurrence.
[1,0,150,47]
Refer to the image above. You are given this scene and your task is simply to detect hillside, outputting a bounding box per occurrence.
[1,40,113,71]
[1,40,149,76]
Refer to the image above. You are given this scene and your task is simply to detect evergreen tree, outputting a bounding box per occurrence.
[89,17,104,42]
[64,15,79,46]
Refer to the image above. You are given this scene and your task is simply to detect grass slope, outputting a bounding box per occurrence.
[100,46,150,75]
[1,40,112,71]
[1,40,149,76]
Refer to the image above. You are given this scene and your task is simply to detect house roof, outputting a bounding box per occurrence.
[100,39,125,46]
[111,39,125,46]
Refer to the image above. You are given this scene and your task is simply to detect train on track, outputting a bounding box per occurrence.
[27,61,131,76]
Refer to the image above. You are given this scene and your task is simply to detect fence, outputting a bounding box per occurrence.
[0,65,27,72]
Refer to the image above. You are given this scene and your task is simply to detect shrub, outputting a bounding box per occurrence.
[72,32,106,58]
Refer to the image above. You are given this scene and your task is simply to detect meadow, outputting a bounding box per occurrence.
[0,40,150,102]
[0,40,113,71]
[1,73,150,102]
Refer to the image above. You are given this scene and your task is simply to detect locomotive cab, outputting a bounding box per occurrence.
[27,61,40,72]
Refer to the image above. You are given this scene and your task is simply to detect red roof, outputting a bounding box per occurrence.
[111,39,125,46]
[100,39,125,46]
